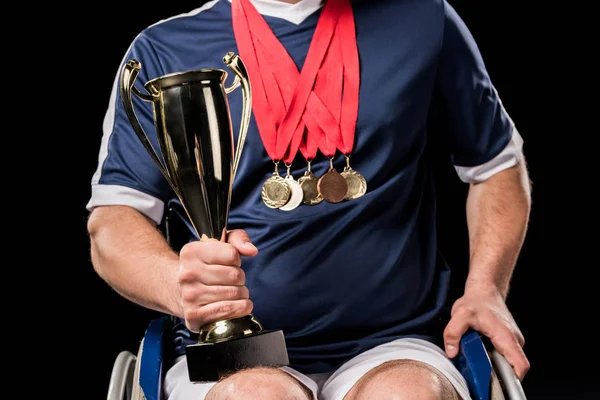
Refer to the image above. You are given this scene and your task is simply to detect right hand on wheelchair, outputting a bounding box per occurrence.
[178,229,258,332]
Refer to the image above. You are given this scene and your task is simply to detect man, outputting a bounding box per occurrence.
[86,0,532,399]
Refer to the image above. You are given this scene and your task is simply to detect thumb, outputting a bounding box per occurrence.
[227,229,259,257]
[443,316,470,358]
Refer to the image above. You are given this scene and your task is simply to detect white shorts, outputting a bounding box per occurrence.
[164,338,471,400]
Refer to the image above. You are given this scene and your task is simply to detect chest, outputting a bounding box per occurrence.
[158,0,444,182]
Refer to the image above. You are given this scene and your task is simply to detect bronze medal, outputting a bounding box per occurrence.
[261,172,290,209]
[318,168,348,203]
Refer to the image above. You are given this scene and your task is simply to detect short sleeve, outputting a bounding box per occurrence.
[437,2,524,184]
[86,32,171,224]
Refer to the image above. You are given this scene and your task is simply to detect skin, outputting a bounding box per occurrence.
[87,206,258,332]
[444,158,532,381]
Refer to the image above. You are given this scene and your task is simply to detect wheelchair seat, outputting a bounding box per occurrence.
[107,316,526,400]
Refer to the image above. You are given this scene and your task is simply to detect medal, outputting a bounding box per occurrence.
[233,0,364,209]
[341,155,366,200]
[318,157,349,203]
[297,161,323,205]
[261,162,290,209]
[279,163,304,211]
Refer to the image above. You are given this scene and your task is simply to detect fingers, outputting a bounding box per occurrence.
[182,240,242,267]
[181,284,250,306]
[185,299,254,333]
[227,229,259,257]
[489,330,530,380]
[178,231,257,334]
[443,314,471,358]
[179,263,246,286]
[515,328,526,348]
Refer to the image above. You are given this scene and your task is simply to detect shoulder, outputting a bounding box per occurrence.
[138,0,225,45]
[353,0,446,34]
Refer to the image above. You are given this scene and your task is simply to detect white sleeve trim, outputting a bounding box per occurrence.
[454,127,524,184]
[86,184,165,225]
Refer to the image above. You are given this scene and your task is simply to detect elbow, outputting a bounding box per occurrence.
[87,208,108,278]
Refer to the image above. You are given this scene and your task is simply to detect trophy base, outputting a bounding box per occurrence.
[185,329,289,382]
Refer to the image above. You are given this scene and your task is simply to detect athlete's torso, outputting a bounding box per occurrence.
[136,0,450,373]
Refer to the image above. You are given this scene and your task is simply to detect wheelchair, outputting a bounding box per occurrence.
[106,208,528,400]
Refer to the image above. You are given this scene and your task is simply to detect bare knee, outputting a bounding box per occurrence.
[206,367,312,400]
[344,360,460,400]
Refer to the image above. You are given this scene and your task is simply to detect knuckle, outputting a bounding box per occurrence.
[179,242,199,260]
[228,268,244,284]
[444,327,459,339]
[179,244,191,260]
[451,298,465,313]
[180,287,197,304]
[464,305,477,316]
[223,245,240,266]
[454,305,474,320]
[177,266,195,284]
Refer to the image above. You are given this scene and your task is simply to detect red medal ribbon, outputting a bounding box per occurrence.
[232,0,359,165]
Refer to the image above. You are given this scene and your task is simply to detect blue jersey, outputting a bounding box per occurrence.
[87,0,523,374]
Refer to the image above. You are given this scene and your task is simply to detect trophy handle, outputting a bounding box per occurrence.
[120,60,180,197]
[223,52,252,183]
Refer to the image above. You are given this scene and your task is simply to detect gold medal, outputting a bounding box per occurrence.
[297,161,323,205]
[261,162,290,209]
[317,157,348,203]
[279,164,304,211]
[341,155,367,200]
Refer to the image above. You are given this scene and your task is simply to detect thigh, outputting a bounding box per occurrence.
[319,338,471,400]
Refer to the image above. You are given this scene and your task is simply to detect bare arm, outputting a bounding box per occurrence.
[87,205,183,318]
[87,204,257,331]
[464,157,532,298]
[444,157,532,380]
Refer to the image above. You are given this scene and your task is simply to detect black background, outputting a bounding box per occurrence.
[31,1,595,399]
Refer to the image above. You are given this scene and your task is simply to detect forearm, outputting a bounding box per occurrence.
[87,205,183,318]
[464,158,531,299]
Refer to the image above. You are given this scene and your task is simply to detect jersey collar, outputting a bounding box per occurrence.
[227,0,323,25]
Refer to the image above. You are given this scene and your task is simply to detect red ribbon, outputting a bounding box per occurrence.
[232,0,359,165]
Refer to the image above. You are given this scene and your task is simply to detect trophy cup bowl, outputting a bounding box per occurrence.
[119,52,289,381]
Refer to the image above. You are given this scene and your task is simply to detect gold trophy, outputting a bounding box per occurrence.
[120,52,289,382]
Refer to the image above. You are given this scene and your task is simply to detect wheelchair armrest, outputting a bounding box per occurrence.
[107,350,136,400]
[138,316,174,400]
[455,331,527,400]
